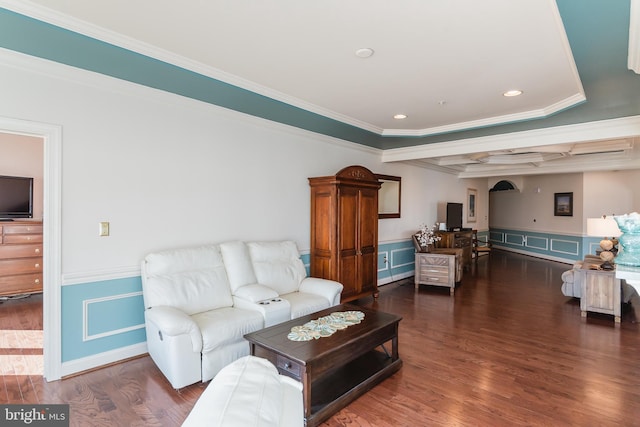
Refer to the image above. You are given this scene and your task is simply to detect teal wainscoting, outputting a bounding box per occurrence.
[302,240,416,285]
[489,228,601,263]
[61,245,416,366]
[377,239,415,285]
[61,277,146,363]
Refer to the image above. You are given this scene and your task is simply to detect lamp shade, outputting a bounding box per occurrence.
[587,217,622,238]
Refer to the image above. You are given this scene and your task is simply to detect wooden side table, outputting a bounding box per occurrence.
[579,262,622,323]
[414,252,457,294]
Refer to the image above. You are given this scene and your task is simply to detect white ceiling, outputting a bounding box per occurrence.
[8,0,640,178]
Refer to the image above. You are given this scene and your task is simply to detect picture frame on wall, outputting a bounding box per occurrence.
[467,188,477,223]
[554,192,573,216]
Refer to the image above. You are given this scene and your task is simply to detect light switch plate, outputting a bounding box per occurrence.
[99,222,110,236]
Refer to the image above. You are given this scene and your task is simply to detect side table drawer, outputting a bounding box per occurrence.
[276,355,302,380]
[419,270,449,282]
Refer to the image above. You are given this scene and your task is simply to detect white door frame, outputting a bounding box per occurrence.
[0,116,62,381]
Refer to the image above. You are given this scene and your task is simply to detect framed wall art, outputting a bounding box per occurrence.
[467,188,477,223]
[554,192,573,216]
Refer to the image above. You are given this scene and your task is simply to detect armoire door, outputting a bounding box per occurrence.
[358,187,378,296]
[338,186,359,300]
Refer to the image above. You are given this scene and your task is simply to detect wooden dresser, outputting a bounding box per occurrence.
[435,230,473,269]
[0,220,43,297]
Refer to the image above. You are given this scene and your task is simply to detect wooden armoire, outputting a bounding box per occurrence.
[308,165,381,302]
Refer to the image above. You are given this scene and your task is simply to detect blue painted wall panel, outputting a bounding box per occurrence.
[61,277,146,362]
[86,294,145,337]
[490,228,599,261]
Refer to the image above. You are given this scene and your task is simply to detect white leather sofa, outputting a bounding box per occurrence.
[141,240,343,389]
[182,355,303,427]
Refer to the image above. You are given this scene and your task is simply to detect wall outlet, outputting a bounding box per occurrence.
[383,255,388,264]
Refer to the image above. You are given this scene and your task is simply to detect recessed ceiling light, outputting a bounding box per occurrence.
[393,114,407,120]
[355,48,374,58]
[503,90,523,97]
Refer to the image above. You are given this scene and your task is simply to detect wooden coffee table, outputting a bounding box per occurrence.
[244,304,402,427]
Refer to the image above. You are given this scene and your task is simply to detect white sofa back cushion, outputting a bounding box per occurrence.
[248,241,307,296]
[220,241,259,293]
[142,245,233,315]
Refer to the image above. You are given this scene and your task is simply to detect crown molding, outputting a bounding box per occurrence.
[0,0,589,138]
[0,0,386,136]
[381,115,640,163]
[381,93,586,137]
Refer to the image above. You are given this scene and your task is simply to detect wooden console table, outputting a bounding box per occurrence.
[578,261,622,323]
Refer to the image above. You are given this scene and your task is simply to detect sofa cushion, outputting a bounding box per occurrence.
[220,241,259,293]
[192,306,264,353]
[248,241,307,296]
[143,245,233,315]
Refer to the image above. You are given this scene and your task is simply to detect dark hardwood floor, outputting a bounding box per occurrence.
[2,250,640,426]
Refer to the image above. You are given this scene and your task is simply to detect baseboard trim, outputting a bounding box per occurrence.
[60,342,148,378]
[378,270,414,286]
[494,246,574,265]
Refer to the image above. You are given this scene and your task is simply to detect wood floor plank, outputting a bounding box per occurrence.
[1,250,640,426]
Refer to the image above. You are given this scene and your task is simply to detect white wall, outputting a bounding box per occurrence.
[0,50,478,277]
[490,171,640,235]
[0,133,43,219]
[583,170,640,221]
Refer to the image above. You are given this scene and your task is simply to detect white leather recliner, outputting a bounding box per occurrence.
[141,245,265,389]
[141,240,343,389]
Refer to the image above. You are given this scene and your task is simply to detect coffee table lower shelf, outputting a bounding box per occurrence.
[308,349,403,426]
[254,346,402,426]
[245,304,402,427]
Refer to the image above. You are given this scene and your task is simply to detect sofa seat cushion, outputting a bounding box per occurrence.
[182,355,303,427]
[193,307,264,354]
[280,292,332,319]
[248,241,307,296]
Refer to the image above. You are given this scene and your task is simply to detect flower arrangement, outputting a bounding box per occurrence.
[416,223,441,247]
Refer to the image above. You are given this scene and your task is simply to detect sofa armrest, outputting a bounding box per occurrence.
[233,284,279,302]
[299,278,344,306]
[145,306,203,353]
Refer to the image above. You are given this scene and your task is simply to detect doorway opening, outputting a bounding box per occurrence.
[0,117,62,381]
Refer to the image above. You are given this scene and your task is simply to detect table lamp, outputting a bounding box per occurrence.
[587,215,622,270]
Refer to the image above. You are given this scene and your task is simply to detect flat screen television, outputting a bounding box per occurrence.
[0,175,34,220]
[446,202,463,231]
